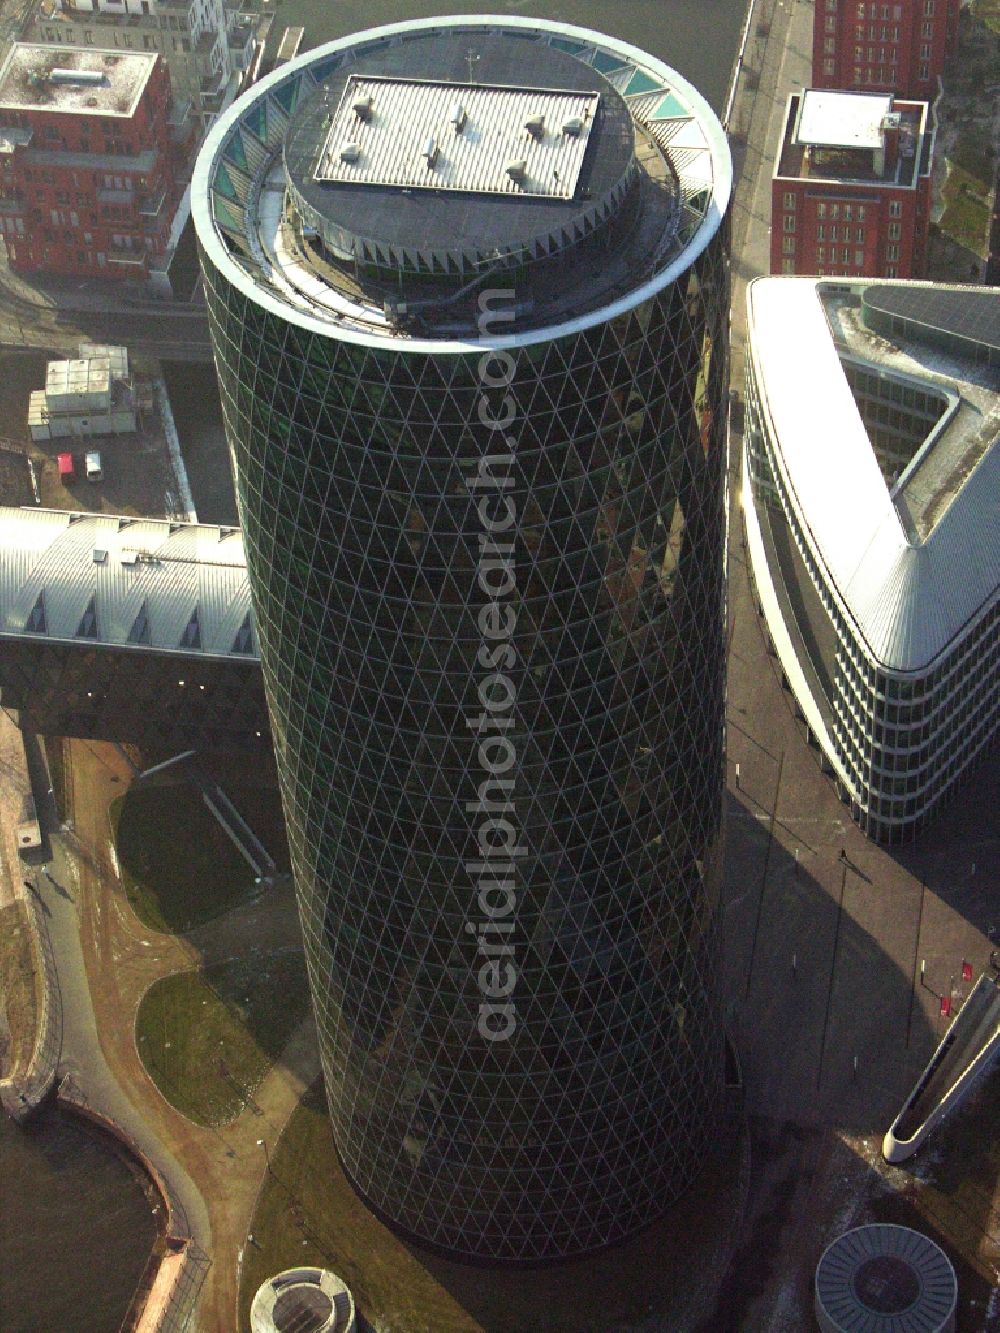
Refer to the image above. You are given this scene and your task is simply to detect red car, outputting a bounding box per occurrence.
[57,452,75,480]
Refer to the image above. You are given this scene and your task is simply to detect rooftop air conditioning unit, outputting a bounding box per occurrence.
[340,142,360,163]
[422,136,439,168]
[449,101,467,133]
[506,158,528,183]
[525,113,545,139]
[352,94,372,121]
[562,116,584,136]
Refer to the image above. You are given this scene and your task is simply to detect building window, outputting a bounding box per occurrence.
[781,258,796,273]
[831,204,840,219]
[817,202,827,219]
[824,57,835,73]
[857,1,865,15]
[856,227,865,242]
[855,249,865,265]
[888,200,902,217]
[923,0,933,11]
[830,224,839,241]
[855,43,864,57]
[816,246,826,262]
[886,264,897,277]
[783,214,796,233]
[826,13,837,29]
[888,221,901,239]
[920,41,931,57]
[783,191,796,209]
[782,235,796,254]
[886,243,899,259]
[817,224,826,240]
[853,66,863,82]
[858,205,866,221]
[841,246,850,263]
[921,19,933,35]
[824,36,836,52]
[919,62,929,79]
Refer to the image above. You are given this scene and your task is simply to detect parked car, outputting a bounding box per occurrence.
[84,450,103,482]
[56,452,75,480]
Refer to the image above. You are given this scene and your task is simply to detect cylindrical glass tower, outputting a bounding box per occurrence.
[193,16,731,1263]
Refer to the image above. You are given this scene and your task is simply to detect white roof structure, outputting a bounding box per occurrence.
[316,76,598,199]
[0,507,257,658]
[795,90,892,149]
[747,277,1000,673]
[0,45,157,119]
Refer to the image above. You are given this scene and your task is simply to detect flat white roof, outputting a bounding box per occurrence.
[796,89,892,150]
[0,44,156,119]
[747,278,1000,672]
[315,75,599,199]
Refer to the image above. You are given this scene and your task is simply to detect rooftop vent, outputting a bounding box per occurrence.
[351,93,372,121]
[421,136,439,168]
[524,113,545,140]
[506,158,528,183]
[339,142,360,163]
[562,116,584,137]
[50,67,106,86]
[882,111,902,130]
[448,101,466,133]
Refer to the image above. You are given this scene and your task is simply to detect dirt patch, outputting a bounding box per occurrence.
[0,899,40,1080]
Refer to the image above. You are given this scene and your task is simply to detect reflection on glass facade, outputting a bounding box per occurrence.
[195,17,732,1262]
[0,639,269,753]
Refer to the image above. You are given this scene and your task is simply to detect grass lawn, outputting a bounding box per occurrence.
[940,162,990,257]
[135,952,311,1127]
[110,782,257,933]
[0,900,38,1078]
[238,1082,746,1333]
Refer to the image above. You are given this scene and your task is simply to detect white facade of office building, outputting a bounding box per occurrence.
[742,277,1000,842]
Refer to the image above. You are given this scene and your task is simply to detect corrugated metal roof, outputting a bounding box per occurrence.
[748,277,1000,673]
[0,507,258,659]
[315,75,599,199]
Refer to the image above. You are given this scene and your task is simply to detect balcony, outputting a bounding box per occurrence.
[97,186,135,205]
[106,246,146,268]
[138,186,167,218]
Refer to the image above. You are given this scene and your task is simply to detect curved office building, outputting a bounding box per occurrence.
[193,16,731,1261]
[744,277,1000,843]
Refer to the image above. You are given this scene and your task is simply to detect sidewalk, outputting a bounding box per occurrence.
[728,0,815,383]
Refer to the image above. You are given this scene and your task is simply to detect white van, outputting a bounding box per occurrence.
[84,451,103,482]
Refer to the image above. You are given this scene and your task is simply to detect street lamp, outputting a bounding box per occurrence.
[256,1137,270,1174]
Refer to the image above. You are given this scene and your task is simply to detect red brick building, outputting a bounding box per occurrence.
[812,0,960,101]
[771,89,933,280]
[0,44,192,282]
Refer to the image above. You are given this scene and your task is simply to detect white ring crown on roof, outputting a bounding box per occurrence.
[192,15,732,354]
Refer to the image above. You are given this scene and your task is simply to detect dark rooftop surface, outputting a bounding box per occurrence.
[863,283,1000,356]
[283,30,636,268]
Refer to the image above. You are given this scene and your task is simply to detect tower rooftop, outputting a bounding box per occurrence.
[194,16,730,345]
